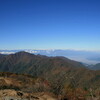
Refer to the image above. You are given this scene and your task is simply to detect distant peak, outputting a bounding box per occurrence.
[15,51,33,55]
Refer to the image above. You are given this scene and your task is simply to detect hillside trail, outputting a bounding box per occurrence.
[0,77,12,84]
[39,94,57,100]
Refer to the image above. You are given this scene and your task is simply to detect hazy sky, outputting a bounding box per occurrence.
[0,0,100,50]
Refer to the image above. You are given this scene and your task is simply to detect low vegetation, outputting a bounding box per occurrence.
[0,52,99,100]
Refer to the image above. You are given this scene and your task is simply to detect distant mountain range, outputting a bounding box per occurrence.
[0,49,100,64]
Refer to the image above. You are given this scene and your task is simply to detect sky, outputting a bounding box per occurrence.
[0,0,100,50]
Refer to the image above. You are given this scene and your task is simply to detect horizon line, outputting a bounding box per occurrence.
[0,48,100,52]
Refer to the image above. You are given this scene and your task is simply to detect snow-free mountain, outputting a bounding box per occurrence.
[1,49,100,64]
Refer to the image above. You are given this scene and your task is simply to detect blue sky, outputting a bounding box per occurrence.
[0,0,100,50]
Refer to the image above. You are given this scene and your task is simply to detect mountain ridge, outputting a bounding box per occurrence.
[1,49,100,64]
[92,63,100,70]
[0,51,85,75]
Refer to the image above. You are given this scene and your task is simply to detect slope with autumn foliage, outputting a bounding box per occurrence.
[0,52,100,100]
